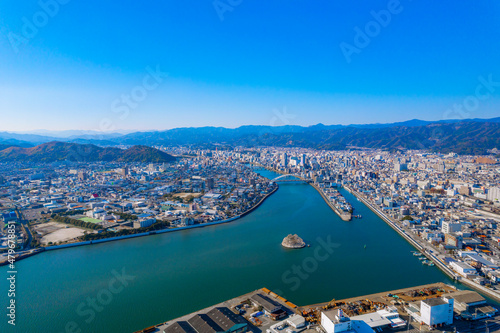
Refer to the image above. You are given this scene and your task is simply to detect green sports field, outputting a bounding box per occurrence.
[78,217,102,224]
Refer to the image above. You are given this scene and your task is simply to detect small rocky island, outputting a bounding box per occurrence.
[281,234,306,249]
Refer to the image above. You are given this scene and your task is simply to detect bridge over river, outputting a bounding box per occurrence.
[271,174,311,183]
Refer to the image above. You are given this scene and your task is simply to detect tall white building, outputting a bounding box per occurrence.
[420,297,454,327]
[488,187,500,203]
[407,296,454,327]
[442,221,462,234]
[281,153,288,167]
[321,310,351,333]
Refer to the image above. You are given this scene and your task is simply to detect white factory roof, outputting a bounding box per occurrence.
[350,312,391,328]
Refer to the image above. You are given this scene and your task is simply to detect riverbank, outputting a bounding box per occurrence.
[310,183,352,221]
[2,170,458,333]
[0,247,44,267]
[346,186,500,303]
[251,164,352,221]
[0,185,279,264]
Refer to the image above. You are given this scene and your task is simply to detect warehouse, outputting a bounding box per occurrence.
[206,307,248,333]
[164,307,248,333]
[163,321,197,333]
[451,290,497,320]
[251,294,282,313]
[188,314,223,333]
[250,294,287,320]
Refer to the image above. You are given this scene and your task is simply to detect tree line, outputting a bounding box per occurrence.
[51,214,103,230]
[79,220,170,241]
[109,211,138,220]
[57,210,85,216]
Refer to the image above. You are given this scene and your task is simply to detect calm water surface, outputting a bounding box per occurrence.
[1,169,458,332]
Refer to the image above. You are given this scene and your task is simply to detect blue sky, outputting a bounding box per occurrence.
[0,0,499,132]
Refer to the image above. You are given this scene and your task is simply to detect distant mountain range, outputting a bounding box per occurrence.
[0,142,176,163]
[1,117,499,155]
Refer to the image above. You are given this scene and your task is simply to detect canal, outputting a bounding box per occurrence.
[1,169,456,332]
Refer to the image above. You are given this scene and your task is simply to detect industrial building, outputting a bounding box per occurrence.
[251,294,287,320]
[163,307,248,333]
[321,309,352,333]
[450,261,477,277]
[320,309,378,333]
[406,296,454,328]
[451,290,497,320]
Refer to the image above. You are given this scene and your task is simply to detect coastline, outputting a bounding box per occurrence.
[345,186,500,303]
[0,185,279,265]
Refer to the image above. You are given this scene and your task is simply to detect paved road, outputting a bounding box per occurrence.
[16,207,33,250]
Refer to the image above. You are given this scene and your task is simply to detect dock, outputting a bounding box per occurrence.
[311,183,352,221]
[137,282,500,333]
[299,282,455,314]
[346,186,500,304]
[137,288,299,333]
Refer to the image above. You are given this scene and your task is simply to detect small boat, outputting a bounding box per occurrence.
[364,244,367,249]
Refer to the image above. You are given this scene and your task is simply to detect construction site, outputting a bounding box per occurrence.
[138,283,500,333]
[296,282,456,325]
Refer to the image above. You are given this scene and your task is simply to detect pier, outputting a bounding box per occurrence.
[311,183,352,221]
[138,283,500,333]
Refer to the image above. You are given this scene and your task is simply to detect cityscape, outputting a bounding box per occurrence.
[1,1,500,333]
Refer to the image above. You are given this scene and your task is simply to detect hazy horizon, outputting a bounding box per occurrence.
[1,115,499,138]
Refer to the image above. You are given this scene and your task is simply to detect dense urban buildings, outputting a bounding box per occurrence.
[2,146,500,332]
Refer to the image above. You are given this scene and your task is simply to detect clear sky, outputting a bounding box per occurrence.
[0,0,499,132]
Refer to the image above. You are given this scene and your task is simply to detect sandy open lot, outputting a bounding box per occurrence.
[41,228,85,245]
[33,222,63,236]
[173,192,202,198]
[33,222,86,245]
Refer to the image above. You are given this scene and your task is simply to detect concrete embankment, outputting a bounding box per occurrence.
[253,164,352,221]
[0,248,44,266]
[39,187,278,253]
[311,183,352,221]
[241,185,278,217]
[347,187,500,303]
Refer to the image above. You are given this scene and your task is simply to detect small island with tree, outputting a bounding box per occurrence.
[281,234,306,249]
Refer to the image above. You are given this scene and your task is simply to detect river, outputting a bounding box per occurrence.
[0,169,458,332]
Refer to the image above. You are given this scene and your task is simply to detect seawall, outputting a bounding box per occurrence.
[310,183,352,221]
[346,186,500,303]
[41,187,278,252]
